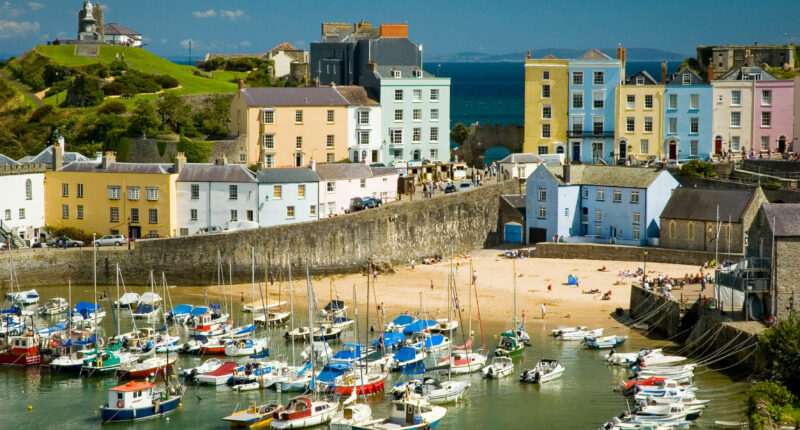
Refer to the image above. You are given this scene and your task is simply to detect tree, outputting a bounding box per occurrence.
[65,73,105,107]
[760,312,800,394]
[155,93,193,134]
[177,136,212,163]
[128,99,160,137]
[678,159,717,178]
[450,122,470,148]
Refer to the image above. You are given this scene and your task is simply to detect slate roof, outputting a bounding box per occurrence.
[239,87,349,107]
[58,162,175,174]
[25,145,92,165]
[763,204,800,236]
[370,166,399,177]
[660,188,755,222]
[666,68,706,86]
[315,163,373,180]
[502,194,526,216]
[257,167,319,184]
[374,65,436,79]
[578,49,613,60]
[177,163,256,183]
[720,66,776,81]
[497,153,543,164]
[103,23,139,36]
[545,165,666,188]
[336,86,379,106]
[0,154,20,166]
[626,70,658,85]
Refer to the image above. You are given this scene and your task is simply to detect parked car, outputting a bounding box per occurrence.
[46,236,84,248]
[665,159,682,169]
[459,182,472,192]
[31,242,46,248]
[226,220,259,231]
[444,184,457,194]
[362,196,382,208]
[349,197,365,212]
[197,226,223,235]
[93,234,127,246]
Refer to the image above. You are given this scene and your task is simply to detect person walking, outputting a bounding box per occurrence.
[541,303,546,319]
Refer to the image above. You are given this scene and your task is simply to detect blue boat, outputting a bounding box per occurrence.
[331,343,366,364]
[73,302,102,319]
[372,332,406,349]
[100,381,184,423]
[403,320,437,335]
[166,304,192,322]
[390,347,427,372]
[315,363,351,387]
[132,304,159,319]
[36,321,67,336]
[385,315,415,333]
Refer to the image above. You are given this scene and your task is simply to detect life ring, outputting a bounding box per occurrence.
[117,400,124,408]
[347,377,354,385]
[97,360,103,367]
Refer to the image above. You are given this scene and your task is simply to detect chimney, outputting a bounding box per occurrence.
[309,158,316,171]
[367,60,377,71]
[214,153,228,166]
[53,142,64,171]
[622,47,626,63]
[707,59,714,83]
[617,44,623,60]
[238,79,245,90]
[101,151,116,169]
[526,50,531,60]
[562,163,571,184]
[174,152,186,173]
[661,62,667,85]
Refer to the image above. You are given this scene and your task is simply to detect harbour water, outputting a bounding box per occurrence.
[0,283,745,429]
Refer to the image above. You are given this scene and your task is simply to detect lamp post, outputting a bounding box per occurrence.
[127,217,131,250]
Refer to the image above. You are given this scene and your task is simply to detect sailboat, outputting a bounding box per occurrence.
[494,259,526,358]
[439,259,487,374]
[226,250,269,357]
[222,401,284,429]
[351,393,447,430]
[277,264,313,392]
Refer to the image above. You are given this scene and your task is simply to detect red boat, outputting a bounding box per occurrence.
[334,372,387,396]
[116,356,176,380]
[621,376,666,391]
[0,334,41,366]
[199,337,229,355]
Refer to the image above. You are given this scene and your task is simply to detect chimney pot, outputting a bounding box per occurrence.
[53,142,64,171]
[174,152,186,173]
[707,59,714,83]
[101,151,116,169]
[238,80,245,90]
[661,62,667,85]
[563,163,571,184]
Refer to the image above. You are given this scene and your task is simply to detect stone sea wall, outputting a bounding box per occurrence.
[533,242,729,266]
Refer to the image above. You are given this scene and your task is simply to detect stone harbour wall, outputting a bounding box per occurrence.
[533,242,731,266]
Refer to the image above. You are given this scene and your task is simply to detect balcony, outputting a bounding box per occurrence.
[715,258,771,292]
[567,130,615,138]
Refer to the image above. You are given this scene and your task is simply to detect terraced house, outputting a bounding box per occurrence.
[615,70,664,163]
[523,54,569,156]
[710,66,766,157]
[664,68,712,161]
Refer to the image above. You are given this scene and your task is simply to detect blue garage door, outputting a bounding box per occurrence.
[504,223,522,243]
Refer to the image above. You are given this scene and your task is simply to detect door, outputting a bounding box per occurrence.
[128,226,141,240]
[715,137,723,154]
[295,153,303,167]
[779,136,786,153]
[592,142,603,163]
[618,142,627,161]
[572,142,581,162]
[581,208,588,235]
[529,228,547,244]
[609,226,617,243]
[504,223,522,244]
[372,150,379,163]
[669,143,677,160]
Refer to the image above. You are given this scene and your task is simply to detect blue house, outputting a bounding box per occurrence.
[525,164,679,245]
[567,49,624,164]
[664,68,712,161]
[257,168,320,227]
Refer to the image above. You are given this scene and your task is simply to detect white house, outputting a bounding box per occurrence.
[257,167,320,227]
[176,156,258,235]
[496,153,544,182]
[338,86,382,164]
[267,42,309,79]
[0,156,45,246]
[103,23,142,47]
[315,163,398,217]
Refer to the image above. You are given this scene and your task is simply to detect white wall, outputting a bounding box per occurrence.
[347,105,382,163]
[176,181,258,235]
[0,172,45,243]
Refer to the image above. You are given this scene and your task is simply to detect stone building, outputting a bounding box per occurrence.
[698,44,794,80]
[77,1,104,41]
[498,194,526,243]
[659,187,766,254]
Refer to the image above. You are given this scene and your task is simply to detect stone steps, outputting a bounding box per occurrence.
[75,44,99,58]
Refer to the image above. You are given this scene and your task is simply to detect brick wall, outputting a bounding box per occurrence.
[533,242,736,266]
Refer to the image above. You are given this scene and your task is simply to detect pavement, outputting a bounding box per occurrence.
[0,69,44,107]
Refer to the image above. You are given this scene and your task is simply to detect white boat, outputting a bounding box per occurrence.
[439,351,487,374]
[636,402,705,421]
[278,364,313,392]
[636,393,710,408]
[301,341,334,362]
[385,315,415,333]
[600,416,691,429]
[551,326,587,337]
[271,396,337,429]
[178,358,223,380]
[40,297,69,315]
[482,356,514,379]
[195,361,239,385]
[431,318,459,334]
[113,292,140,308]
[138,292,162,306]
[392,378,470,404]
[7,289,40,305]
[606,348,686,366]
[320,300,347,318]
[224,337,268,357]
[352,395,447,430]
[242,299,286,313]
[231,381,261,391]
[559,328,603,340]
[330,403,373,430]
[285,326,312,341]
[520,359,564,383]
[321,316,355,331]
[411,334,451,353]
[584,335,628,349]
[389,346,427,372]
[253,310,291,326]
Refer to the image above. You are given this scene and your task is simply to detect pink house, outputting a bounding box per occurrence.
[315,163,399,217]
[753,79,794,154]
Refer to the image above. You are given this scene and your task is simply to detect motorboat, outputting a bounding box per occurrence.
[389,347,427,372]
[372,332,406,351]
[636,392,710,408]
[166,304,193,323]
[114,292,140,308]
[600,415,691,429]
[633,380,697,398]
[392,378,470,405]
[385,315,415,333]
[284,326,313,342]
[188,313,231,337]
[222,401,283,429]
[7,289,39,305]
[178,358,224,381]
[320,300,347,318]
[99,381,184,423]
[116,355,177,380]
[0,334,41,366]
[196,361,239,385]
[132,304,160,319]
[82,349,137,375]
[71,301,105,323]
[334,371,388,397]
[224,337,268,357]
[584,335,628,349]
[606,348,686,366]
[619,377,666,394]
[351,394,446,430]
[494,331,525,357]
[438,351,487,374]
[636,403,705,421]
[330,402,373,430]
[558,328,603,341]
[551,326,587,337]
[313,325,345,341]
[301,341,334,362]
[520,359,564,383]
[271,396,337,429]
[40,297,69,315]
[482,356,514,379]
[431,318,458,334]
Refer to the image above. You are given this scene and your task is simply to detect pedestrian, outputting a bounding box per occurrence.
[373,270,378,280]
[455,262,460,276]
[521,309,527,325]
[700,277,706,292]
[541,303,546,319]
[422,183,428,198]
[472,269,478,285]
[430,280,434,290]
[547,284,552,292]
[269,271,275,285]
[240,292,245,304]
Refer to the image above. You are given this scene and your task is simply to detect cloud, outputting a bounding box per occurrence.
[180,39,196,49]
[0,2,22,18]
[219,9,245,21]
[27,2,43,10]
[239,40,251,47]
[192,9,216,18]
[160,38,168,44]
[0,20,39,39]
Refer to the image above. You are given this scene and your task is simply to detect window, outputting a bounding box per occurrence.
[179,228,189,236]
[131,208,139,223]
[592,117,603,135]
[593,71,604,85]
[413,89,422,101]
[296,184,305,199]
[730,111,741,127]
[688,222,695,239]
[326,153,334,163]
[358,111,369,124]
[430,89,439,101]
[3,209,9,220]
[413,109,421,121]
[326,135,334,148]
[359,178,366,188]
[310,205,316,216]
[296,136,303,149]
[394,109,403,121]
[390,129,403,144]
[630,190,640,203]
[127,186,139,200]
[77,205,83,219]
[597,188,605,201]
[689,94,699,109]
[571,117,583,134]
[430,149,438,160]
[626,117,635,133]
[644,95,653,109]
[633,227,640,240]
[682,74,691,85]
[626,95,635,109]
[326,110,334,123]
[430,109,439,121]
[595,224,602,236]
[542,70,550,80]
[668,117,677,134]
[190,184,199,199]
[430,128,439,142]
[148,209,158,224]
[262,134,274,149]
[731,90,741,106]
[572,72,583,85]
[593,91,604,109]
[633,212,641,224]
[108,186,120,200]
[230,210,238,221]
[61,204,69,219]
[261,109,274,124]
[564,208,569,217]
[690,118,699,134]
[541,85,550,98]
[327,182,335,192]
[273,185,282,199]
[761,111,771,127]
[542,105,551,119]
[572,92,583,109]
[668,94,677,109]
[538,206,546,219]
[595,209,602,222]
[538,145,548,155]
[538,188,547,201]
[286,206,294,218]
[394,89,403,101]
[76,183,83,198]
[644,117,653,132]
[583,188,588,199]
[25,179,32,200]
[690,140,698,156]
[264,154,274,168]
[542,123,551,138]
[762,90,772,105]
[392,69,401,78]
[295,110,303,123]
[640,139,649,154]
[146,187,158,201]
[761,136,769,151]
[110,207,119,223]
[413,128,421,142]
[669,221,676,239]
[62,183,69,197]
[613,189,621,202]
[393,149,402,159]
[358,131,370,145]
[731,136,741,151]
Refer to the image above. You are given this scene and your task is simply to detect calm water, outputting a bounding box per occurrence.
[0,283,744,429]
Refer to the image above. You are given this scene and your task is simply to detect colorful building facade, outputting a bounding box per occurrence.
[523,56,569,156]
[615,71,664,162]
[753,79,794,154]
[664,68,713,161]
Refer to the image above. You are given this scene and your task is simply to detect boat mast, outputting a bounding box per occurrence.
[353,282,365,398]
[68,279,72,355]
[229,259,234,325]
[513,258,517,329]
[288,262,295,366]
[251,247,255,329]
[305,266,315,394]
[92,234,97,339]
[467,259,472,347]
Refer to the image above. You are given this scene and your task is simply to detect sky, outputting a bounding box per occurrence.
[2,0,800,59]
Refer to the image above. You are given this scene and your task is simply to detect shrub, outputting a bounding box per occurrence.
[28,105,54,123]
[101,80,126,96]
[43,226,93,244]
[679,159,717,178]
[177,136,212,163]
[66,74,105,107]
[747,380,799,429]
[760,312,800,393]
[155,74,179,89]
[97,101,127,115]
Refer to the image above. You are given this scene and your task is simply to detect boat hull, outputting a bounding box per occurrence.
[116,362,174,380]
[271,409,335,429]
[100,395,181,423]
[0,353,41,366]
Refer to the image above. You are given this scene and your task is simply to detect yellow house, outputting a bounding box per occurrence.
[45,152,180,239]
[230,86,350,167]
[523,55,569,155]
[615,71,665,162]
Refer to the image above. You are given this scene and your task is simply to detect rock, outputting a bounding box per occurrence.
[366,256,395,274]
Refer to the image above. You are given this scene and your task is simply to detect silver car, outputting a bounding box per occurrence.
[93,234,127,246]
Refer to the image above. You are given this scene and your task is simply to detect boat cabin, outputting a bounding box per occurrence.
[275,397,314,420]
[10,334,39,354]
[192,313,216,330]
[108,381,155,409]
[391,399,433,425]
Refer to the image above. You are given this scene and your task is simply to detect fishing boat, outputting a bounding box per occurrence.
[551,326,588,337]
[431,318,458,334]
[584,335,628,349]
[224,337,268,357]
[40,297,69,315]
[222,401,283,429]
[7,289,39,305]
[320,300,347,318]
[558,328,603,340]
[385,315,415,333]
[116,355,177,380]
[187,313,231,337]
[99,380,184,423]
[352,394,447,430]
[494,331,525,357]
[520,359,564,383]
[0,333,41,366]
[166,304,193,323]
[271,396,337,429]
[113,292,140,308]
[389,346,427,372]
[482,356,514,379]
[439,350,487,374]
[196,361,240,385]
[178,358,224,381]
[330,402,373,430]
[392,377,470,405]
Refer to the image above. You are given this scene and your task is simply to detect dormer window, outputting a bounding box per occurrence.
[636,76,644,85]
[392,69,401,78]
[412,69,422,78]
[682,74,691,85]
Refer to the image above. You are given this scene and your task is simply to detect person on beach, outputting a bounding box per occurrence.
[472,270,478,285]
[547,284,552,292]
[521,310,527,325]
[430,280,434,290]
[541,303,546,319]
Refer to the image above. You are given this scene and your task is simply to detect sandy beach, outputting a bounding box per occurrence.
[183,248,710,333]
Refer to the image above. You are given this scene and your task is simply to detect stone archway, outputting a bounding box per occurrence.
[454,123,523,168]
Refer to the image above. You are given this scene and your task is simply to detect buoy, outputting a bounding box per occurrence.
[28,405,33,411]
[493,334,497,339]
[178,403,183,408]
[94,410,98,415]
[166,417,170,421]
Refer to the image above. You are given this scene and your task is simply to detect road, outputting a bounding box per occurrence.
[0,69,44,107]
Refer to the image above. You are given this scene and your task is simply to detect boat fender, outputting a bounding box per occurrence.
[233,369,238,376]
[347,377,354,385]
[117,400,124,408]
